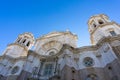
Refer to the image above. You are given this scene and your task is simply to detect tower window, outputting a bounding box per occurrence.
[17,38,21,43]
[98,20,104,24]
[110,31,116,36]
[27,41,30,47]
[17,39,20,42]
[93,24,96,28]
[23,39,26,43]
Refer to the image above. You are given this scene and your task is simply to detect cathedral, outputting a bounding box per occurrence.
[0,14,120,80]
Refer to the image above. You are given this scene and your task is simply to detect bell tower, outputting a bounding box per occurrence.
[15,32,34,49]
[4,32,35,58]
[88,14,120,45]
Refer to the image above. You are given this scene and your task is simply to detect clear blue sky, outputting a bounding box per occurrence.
[0,0,120,54]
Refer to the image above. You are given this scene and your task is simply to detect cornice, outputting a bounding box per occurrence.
[28,50,58,61]
[56,44,98,56]
[57,35,120,56]
[2,35,120,61]
[89,22,120,44]
[36,31,78,41]
[1,54,27,62]
[8,43,28,52]
[27,35,120,58]
[96,34,120,47]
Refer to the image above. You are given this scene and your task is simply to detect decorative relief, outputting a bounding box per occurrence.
[74,57,79,62]
[42,41,62,51]
[46,48,58,56]
[95,52,102,57]
[49,51,55,55]
[73,54,79,61]
[41,41,63,55]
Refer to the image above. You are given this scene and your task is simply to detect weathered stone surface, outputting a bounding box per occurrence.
[0,14,120,80]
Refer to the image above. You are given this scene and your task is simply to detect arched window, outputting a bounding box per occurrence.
[17,38,21,43]
[11,66,19,74]
[83,57,94,67]
[98,20,104,24]
[109,30,116,36]
[27,41,30,47]
[44,64,53,76]
[71,67,75,73]
[32,67,38,75]
[23,39,26,43]
[93,24,96,28]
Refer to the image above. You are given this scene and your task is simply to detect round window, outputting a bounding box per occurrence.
[11,66,19,74]
[83,57,94,67]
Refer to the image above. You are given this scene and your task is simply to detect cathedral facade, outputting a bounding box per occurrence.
[0,14,120,80]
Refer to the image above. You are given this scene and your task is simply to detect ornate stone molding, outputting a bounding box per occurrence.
[36,31,78,41]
